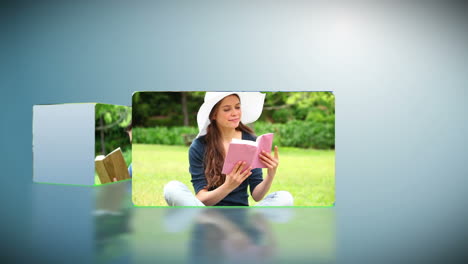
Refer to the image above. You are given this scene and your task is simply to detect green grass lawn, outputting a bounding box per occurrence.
[132,144,335,206]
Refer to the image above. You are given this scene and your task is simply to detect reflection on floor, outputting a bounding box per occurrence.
[32,182,335,263]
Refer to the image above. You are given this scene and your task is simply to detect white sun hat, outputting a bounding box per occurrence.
[196,92,266,138]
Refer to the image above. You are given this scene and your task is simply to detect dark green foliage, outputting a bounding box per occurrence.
[258,92,335,149]
[95,127,132,155]
[133,91,335,126]
[131,91,335,149]
[259,91,335,123]
[133,126,198,145]
[133,121,334,149]
[255,121,334,149]
[95,104,132,156]
[271,108,294,123]
[132,92,204,127]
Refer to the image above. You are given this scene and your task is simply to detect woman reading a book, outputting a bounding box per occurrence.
[164,92,293,206]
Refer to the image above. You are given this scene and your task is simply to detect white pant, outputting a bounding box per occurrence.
[163,180,294,207]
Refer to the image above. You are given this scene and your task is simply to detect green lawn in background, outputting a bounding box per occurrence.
[132,144,335,206]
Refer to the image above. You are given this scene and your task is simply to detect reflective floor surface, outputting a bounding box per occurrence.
[31,182,335,264]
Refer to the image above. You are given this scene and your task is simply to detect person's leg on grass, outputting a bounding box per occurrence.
[255,191,294,206]
[163,181,205,206]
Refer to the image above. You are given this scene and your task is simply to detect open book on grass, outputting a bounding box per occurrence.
[222,133,274,174]
[95,147,130,184]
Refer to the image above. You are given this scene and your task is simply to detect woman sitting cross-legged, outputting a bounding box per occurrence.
[164,92,293,206]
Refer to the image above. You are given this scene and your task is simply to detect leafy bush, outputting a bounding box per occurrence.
[133,126,198,145]
[260,92,335,124]
[271,108,294,123]
[95,126,132,155]
[134,120,334,149]
[255,121,334,149]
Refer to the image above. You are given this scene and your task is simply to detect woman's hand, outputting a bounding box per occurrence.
[196,162,252,206]
[223,161,252,191]
[259,146,279,178]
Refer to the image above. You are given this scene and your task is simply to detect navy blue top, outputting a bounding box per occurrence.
[189,131,264,206]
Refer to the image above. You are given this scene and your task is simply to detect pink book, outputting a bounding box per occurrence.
[222,133,274,174]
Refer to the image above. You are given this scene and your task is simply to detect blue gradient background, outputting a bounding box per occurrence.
[2,1,468,263]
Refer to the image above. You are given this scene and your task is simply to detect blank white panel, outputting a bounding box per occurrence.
[33,104,95,185]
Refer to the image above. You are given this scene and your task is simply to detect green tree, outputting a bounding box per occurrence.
[132,92,204,128]
[95,104,131,155]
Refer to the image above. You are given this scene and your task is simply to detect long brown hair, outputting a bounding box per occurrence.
[204,95,254,189]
